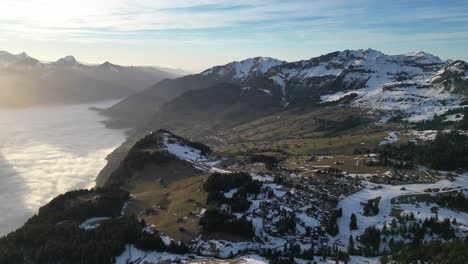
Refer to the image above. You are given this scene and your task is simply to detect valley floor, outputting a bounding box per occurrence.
[112,132,468,263]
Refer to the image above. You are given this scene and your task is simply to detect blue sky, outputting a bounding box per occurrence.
[0,0,467,71]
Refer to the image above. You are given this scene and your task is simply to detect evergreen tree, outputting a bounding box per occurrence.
[348,235,355,254]
[350,213,357,230]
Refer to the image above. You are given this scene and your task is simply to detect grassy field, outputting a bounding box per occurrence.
[214,106,400,156]
[105,105,424,242]
[121,161,209,242]
[124,175,208,242]
[283,154,393,175]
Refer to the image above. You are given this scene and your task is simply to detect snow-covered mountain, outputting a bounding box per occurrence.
[105,49,468,129]
[102,57,286,128]
[0,51,183,107]
[263,49,467,122]
[0,51,43,69]
[201,57,286,81]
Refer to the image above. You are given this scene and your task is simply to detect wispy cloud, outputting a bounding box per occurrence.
[1,0,467,70]
[159,3,254,13]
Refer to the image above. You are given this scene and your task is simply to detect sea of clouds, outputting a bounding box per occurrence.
[0,101,126,235]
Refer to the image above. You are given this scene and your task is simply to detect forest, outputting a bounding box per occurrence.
[0,187,188,264]
[200,172,261,238]
[379,131,468,170]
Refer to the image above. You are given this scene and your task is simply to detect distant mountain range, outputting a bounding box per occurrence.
[103,49,467,129]
[0,51,184,107]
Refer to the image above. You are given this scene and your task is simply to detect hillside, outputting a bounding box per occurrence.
[102,57,286,129]
[96,50,468,193]
[2,49,467,264]
[103,49,467,130]
[3,128,467,264]
[0,51,182,107]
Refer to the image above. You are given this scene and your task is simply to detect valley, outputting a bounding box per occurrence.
[2,123,466,263]
[0,49,467,264]
[2,0,468,262]
[111,129,468,263]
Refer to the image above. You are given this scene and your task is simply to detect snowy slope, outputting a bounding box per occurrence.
[162,133,209,162]
[160,132,228,173]
[103,49,467,128]
[201,57,286,81]
[333,173,468,248]
[264,49,467,122]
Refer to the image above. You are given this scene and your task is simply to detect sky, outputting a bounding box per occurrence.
[0,0,467,72]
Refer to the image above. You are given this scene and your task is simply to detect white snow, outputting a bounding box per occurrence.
[320,90,361,103]
[201,57,285,80]
[270,49,464,122]
[116,245,378,264]
[399,203,468,227]
[411,130,438,141]
[379,132,399,145]
[120,201,129,216]
[162,133,231,175]
[234,59,256,79]
[264,183,287,198]
[333,173,468,248]
[209,166,232,174]
[160,233,173,246]
[115,244,192,264]
[252,173,274,182]
[78,217,110,230]
[162,133,208,162]
[296,211,320,228]
[270,75,286,95]
[116,247,272,264]
[444,113,464,122]
[143,225,156,234]
[194,239,261,258]
[233,57,284,79]
[410,129,468,141]
[224,188,238,198]
[259,89,272,95]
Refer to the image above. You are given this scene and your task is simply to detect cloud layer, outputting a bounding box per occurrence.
[0,100,125,235]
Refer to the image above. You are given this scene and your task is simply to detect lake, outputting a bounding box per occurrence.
[0,101,126,236]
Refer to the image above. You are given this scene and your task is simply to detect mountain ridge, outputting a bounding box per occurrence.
[103,49,467,130]
[0,50,185,107]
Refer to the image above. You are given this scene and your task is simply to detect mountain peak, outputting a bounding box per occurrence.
[97,61,121,72]
[232,57,286,79]
[201,56,286,80]
[56,55,79,65]
[100,61,115,67]
[0,51,38,67]
[63,56,77,63]
[403,50,443,65]
[0,50,13,56]
[342,49,384,59]
[17,52,30,59]
[406,50,431,56]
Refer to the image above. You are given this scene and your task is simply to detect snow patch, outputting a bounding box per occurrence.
[162,133,208,162]
[379,132,398,145]
[78,217,110,230]
[224,188,238,198]
[270,75,286,95]
[333,173,468,248]
[444,113,464,122]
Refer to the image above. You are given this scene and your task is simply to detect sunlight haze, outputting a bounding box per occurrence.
[1,0,467,71]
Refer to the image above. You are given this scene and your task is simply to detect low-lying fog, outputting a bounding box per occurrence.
[0,101,126,236]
